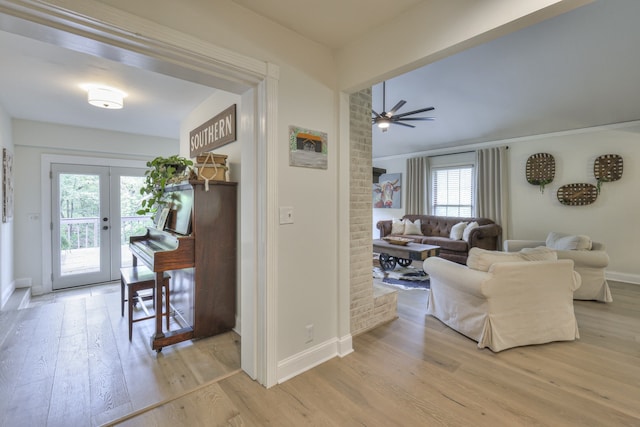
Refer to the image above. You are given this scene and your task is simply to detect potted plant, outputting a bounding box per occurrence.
[137,154,193,215]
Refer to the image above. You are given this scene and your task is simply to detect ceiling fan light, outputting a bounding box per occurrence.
[86,86,125,109]
[377,119,390,129]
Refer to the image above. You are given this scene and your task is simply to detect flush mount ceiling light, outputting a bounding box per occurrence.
[82,84,127,109]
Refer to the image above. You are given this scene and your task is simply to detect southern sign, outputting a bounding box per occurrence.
[189,104,236,157]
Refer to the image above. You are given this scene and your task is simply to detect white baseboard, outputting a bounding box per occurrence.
[606,271,640,285]
[14,278,32,289]
[337,334,354,357]
[278,336,351,384]
[1,280,15,310]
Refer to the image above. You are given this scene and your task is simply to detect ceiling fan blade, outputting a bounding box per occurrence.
[391,121,415,128]
[372,109,383,118]
[393,106,435,118]
[387,100,406,117]
[397,117,435,121]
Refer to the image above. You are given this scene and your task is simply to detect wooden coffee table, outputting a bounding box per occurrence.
[373,239,440,271]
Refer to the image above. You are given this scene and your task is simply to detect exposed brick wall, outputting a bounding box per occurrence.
[349,88,397,335]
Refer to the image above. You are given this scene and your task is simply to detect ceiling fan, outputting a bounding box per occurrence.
[372,81,435,132]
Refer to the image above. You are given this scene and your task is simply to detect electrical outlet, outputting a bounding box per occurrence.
[305,324,314,343]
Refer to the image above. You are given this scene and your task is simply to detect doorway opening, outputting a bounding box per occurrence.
[51,163,150,290]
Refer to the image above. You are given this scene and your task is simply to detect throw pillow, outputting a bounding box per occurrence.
[403,219,423,235]
[466,247,524,272]
[546,231,592,251]
[391,218,405,234]
[520,246,558,262]
[467,247,559,272]
[462,221,479,242]
[449,221,468,240]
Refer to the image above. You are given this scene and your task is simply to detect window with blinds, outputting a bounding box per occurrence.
[431,166,474,217]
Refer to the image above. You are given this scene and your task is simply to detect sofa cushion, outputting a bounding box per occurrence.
[462,221,479,242]
[403,219,423,235]
[391,218,405,234]
[449,221,468,240]
[546,231,592,251]
[423,236,469,252]
[466,247,557,272]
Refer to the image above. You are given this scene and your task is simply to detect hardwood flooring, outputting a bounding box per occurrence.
[0,286,241,426]
[2,281,639,426]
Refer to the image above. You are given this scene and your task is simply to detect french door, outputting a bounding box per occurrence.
[51,164,151,290]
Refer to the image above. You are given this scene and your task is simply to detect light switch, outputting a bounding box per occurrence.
[279,206,294,224]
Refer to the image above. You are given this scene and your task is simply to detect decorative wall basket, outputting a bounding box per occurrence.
[526,153,555,193]
[557,183,598,206]
[594,154,623,193]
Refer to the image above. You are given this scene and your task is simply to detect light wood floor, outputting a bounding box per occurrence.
[0,285,241,426]
[2,281,639,426]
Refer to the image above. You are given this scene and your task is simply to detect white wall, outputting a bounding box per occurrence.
[0,105,14,308]
[12,119,177,292]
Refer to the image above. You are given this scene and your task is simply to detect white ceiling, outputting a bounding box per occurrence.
[1,0,638,158]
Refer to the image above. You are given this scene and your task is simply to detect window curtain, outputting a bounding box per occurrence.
[475,146,508,248]
[406,156,429,214]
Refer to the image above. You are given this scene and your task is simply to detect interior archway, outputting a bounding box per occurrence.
[0,1,277,386]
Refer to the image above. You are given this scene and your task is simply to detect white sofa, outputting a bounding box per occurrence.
[423,252,581,352]
[504,234,612,302]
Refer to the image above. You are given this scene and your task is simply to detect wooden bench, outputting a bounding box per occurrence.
[120,266,171,341]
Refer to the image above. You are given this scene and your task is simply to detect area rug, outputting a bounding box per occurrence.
[372,265,430,290]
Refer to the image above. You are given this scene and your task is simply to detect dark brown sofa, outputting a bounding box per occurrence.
[376,215,502,264]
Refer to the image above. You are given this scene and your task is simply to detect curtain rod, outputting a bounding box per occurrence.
[427,146,509,158]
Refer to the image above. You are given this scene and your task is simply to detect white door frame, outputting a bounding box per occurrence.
[11,0,278,386]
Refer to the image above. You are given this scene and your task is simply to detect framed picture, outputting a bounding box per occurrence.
[156,206,170,230]
[289,126,328,169]
[2,148,13,223]
[373,173,402,209]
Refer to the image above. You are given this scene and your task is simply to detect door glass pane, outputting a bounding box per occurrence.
[59,173,101,276]
[119,175,153,268]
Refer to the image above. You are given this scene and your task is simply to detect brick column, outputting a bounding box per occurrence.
[349,88,397,335]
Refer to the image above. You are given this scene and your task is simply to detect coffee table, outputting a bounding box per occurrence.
[373,239,440,271]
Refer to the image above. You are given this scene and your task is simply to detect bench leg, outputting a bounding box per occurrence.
[128,286,134,341]
[165,281,170,331]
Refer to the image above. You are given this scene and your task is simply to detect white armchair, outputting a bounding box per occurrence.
[504,237,612,302]
[423,255,581,352]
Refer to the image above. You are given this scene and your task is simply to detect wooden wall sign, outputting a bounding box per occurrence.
[557,183,598,206]
[189,104,237,157]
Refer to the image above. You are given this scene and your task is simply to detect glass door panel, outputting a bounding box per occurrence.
[110,168,153,277]
[52,164,110,289]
